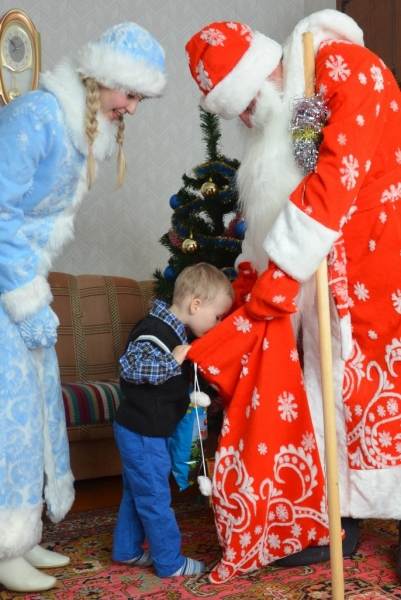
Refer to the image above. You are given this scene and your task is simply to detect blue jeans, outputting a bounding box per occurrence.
[112,422,185,577]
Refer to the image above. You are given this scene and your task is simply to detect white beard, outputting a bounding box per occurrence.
[237,79,303,274]
[236,79,315,334]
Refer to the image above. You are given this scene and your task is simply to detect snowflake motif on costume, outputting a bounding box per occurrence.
[347,358,401,469]
[278,392,298,422]
[188,277,331,581]
[200,28,226,46]
[325,54,351,82]
[328,236,349,314]
[234,314,252,333]
[340,154,359,190]
[385,338,401,375]
[370,65,384,92]
[240,353,250,377]
[354,281,369,302]
[195,60,212,92]
[212,443,328,581]
[98,23,163,64]
[343,339,366,402]
[380,182,401,204]
[17,306,59,349]
[1,92,86,289]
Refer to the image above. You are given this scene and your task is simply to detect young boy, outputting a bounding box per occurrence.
[112,263,234,577]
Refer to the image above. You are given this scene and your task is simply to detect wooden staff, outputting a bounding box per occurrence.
[302,31,345,599]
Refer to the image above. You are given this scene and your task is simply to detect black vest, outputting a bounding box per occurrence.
[116,314,190,437]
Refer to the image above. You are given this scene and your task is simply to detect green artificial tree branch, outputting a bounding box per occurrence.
[199,106,222,162]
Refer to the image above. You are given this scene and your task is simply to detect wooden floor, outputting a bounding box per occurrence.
[71,475,198,512]
[71,476,123,512]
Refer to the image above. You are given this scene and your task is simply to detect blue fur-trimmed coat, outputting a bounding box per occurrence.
[0,56,119,558]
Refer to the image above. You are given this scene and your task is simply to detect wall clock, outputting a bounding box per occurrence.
[0,9,41,106]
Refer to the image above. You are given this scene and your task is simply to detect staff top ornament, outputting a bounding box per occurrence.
[289,92,329,176]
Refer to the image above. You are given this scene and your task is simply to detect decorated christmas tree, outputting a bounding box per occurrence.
[152,108,244,442]
[152,108,244,305]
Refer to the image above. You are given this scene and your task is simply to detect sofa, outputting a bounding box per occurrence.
[49,271,154,481]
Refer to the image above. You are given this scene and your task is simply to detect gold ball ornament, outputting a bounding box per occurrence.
[201,178,218,196]
[182,237,198,253]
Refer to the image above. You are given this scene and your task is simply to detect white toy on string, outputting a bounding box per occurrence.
[191,363,213,497]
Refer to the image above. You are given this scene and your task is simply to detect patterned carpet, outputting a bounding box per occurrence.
[2,496,401,599]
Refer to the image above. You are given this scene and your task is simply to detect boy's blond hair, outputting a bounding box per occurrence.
[172,263,234,307]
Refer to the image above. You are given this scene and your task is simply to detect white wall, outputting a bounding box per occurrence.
[1,0,334,279]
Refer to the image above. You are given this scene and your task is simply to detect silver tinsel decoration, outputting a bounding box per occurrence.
[289,93,329,176]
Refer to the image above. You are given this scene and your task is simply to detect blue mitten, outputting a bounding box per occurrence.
[17,305,59,349]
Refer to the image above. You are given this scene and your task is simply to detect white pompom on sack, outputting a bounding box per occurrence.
[197,475,213,496]
[189,390,211,407]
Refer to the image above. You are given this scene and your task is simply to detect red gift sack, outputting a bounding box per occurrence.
[187,307,330,583]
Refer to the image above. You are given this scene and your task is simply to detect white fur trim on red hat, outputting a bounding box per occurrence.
[197,30,282,120]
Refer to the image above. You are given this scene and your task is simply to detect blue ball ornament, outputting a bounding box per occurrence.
[163,266,177,282]
[234,220,247,239]
[169,194,180,209]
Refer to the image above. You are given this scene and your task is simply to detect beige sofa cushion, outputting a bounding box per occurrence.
[49,272,153,383]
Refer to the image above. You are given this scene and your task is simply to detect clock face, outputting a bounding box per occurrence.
[0,11,40,104]
[2,26,33,71]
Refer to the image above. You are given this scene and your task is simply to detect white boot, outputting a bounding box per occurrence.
[0,557,57,592]
[24,545,71,568]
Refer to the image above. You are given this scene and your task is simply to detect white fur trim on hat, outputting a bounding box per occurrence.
[75,22,167,97]
[201,31,282,120]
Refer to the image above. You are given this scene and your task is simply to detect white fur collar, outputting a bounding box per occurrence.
[40,56,118,161]
[282,9,364,105]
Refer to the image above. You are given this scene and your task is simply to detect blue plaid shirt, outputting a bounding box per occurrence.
[119,299,188,385]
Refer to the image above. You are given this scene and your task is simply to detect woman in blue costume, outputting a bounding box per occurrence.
[0,22,166,592]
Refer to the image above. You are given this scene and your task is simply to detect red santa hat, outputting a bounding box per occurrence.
[185,21,282,120]
[186,12,364,120]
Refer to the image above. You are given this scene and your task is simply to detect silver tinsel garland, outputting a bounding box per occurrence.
[289,93,329,176]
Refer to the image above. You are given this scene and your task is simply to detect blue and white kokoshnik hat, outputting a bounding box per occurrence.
[75,22,167,97]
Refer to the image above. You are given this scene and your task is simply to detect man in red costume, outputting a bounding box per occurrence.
[185,9,401,582]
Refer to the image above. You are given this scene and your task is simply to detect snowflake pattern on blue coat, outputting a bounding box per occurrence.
[0,89,85,557]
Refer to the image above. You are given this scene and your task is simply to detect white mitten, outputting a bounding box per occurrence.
[17,305,59,349]
[189,390,211,407]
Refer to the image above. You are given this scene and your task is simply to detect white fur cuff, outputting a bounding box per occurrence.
[263,201,339,282]
[0,504,43,559]
[1,276,53,323]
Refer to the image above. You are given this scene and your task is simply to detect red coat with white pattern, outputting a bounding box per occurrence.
[265,40,401,519]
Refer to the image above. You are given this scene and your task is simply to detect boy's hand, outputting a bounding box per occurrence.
[172,344,191,364]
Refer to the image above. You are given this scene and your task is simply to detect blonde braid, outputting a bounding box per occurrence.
[83,77,100,189]
[116,116,126,189]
